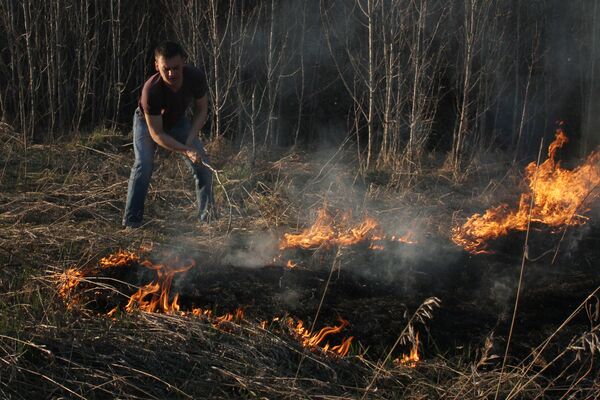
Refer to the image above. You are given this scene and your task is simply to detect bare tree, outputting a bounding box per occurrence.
[582,0,599,155]
[0,0,596,176]
[403,0,447,172]
[449,0,511,175]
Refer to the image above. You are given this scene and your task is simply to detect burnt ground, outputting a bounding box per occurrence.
[80,223,600,366]
[204,230,598,362]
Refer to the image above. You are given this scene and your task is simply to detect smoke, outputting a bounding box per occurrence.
[279,288,302,308]
[222,231,279,269]
[487,277,515,312]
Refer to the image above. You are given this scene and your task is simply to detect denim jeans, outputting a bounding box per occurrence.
[123,108,213,227]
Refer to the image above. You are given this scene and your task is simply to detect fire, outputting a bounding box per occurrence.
[190,307,246,330]
[213,308,245,327]
[57,248,151,306]
[99,250,141,269]
[394,333,420,368]
[280,207,414,250]
[286,260,297,269]
[288,317,354,357]
[192,307,213,318]
[452,127,600,253]
[58,249,250,329]
[58,268,84,301]
[280,208,338,250]
[125,255,195,314]
[390,233,417,244]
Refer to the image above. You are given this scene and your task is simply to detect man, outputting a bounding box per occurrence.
[123,41,213,228]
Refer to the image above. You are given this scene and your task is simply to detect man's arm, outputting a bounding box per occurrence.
[185,95,209,146]
[144,113,202,163]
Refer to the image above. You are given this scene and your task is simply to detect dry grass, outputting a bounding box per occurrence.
[1,126,599,399]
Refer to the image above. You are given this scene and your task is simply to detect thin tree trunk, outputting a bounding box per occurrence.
[582,0,598,155]
[110,0,123,130]
[513,45,535,164]
[511,0,521,152]
[366,0,375,170]
[210,0,221,138]
[45,4,56,137]
[22,0,36,142]
[409,0,426,165]
[452,0,475,173]
[264,0,277,147]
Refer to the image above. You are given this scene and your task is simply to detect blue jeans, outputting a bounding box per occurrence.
[123,108,213,227]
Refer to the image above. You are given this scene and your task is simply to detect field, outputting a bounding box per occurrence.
[1,125,599,399]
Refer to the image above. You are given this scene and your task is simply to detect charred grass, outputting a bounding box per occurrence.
[1,127,599,399]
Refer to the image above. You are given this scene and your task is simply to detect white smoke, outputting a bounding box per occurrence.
[222,231,279,268]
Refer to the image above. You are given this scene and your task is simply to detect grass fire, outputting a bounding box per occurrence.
[3,2,600,397]
[452,125,600,254]
[279,206,415,252]
[4,135,600,398]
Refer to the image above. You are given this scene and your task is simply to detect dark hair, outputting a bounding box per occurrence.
[154,41,187,60]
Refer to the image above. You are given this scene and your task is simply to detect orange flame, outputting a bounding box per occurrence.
[99,250,141,269]
[58,268,84,301]
[124,255,195,314]
[394,333,420,367]
[452,127,600,253]
[60,250,252,329]
[288,317,353,357]
[190,307,245,331]
[280,207,414,251]
[58,248,149,306]
[390,233,417,244]
[280,208,338,249]
[192,307,213,318]
[213,308,245,327]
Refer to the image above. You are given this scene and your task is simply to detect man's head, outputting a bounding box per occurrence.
[154,41,187,60]
[154,41,188,89]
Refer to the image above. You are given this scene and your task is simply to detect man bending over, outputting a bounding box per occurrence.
[123,41,213,228]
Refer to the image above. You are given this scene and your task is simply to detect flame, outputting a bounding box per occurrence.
[190,307,245,331]
[107,307,118,317]
[99,250,141,269]
[57,248,150,307]
[192,307,213,318]
[288,317,353,357]
[58,268,84,301]
[391,233,417,244]
[452,127,600,253]
[60,249,252,332]
[61,249,363,356]
[280,207,414,251]
[286,260,297,269]
[213,308,245,327]
[280,208,337,249]
[394,333,420,368]
[124,255,195,314]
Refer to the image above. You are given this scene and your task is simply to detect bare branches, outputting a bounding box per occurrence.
[0,1,598,178]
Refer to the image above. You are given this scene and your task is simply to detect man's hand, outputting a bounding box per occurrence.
[185,149,203,164]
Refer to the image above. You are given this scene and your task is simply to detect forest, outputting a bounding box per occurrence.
[2,0,599,167]
[1,1,600,399]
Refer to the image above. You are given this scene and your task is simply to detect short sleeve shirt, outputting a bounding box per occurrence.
[139,65,208,130]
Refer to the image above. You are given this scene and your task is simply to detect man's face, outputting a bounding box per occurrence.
[155,55,184,89]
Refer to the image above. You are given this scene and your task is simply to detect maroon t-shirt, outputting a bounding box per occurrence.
[139,65,208,130]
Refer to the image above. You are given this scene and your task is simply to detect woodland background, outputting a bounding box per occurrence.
[1,0,600,172]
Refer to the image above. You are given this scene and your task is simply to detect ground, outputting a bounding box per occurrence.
[1,127,599,399]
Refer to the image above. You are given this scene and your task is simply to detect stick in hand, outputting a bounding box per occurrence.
[185,149,202,165]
